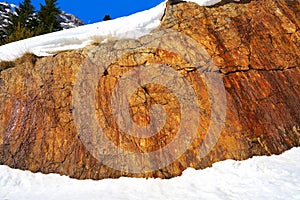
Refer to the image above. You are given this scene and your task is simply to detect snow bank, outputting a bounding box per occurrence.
[0,0,237,62]
[189,0,222,6]
[0,1,166,61]
[189,0,240,6]
[0,147,299,200]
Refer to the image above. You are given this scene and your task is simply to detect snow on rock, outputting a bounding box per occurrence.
[188,0,240,6]
[0,0,235,62]
[189,0,222,6]
[0,147,299,200]
[0,1,167,62]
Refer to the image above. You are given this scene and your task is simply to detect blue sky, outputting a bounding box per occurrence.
[9,0,165,24]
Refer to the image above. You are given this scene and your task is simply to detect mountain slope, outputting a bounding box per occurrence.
[57,11,85,29]
[0,2,15,38]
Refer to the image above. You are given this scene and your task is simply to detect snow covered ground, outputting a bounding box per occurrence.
[1,0,298,199]
[0,0,232,62]
[0,147,299,200]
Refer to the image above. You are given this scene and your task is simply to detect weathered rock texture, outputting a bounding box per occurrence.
[0,0,299,179]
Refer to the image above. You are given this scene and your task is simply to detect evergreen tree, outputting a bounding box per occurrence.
[3,0,37,45]
[103,14,111,21]
[37,0,61,35]
[3,22,34,44]
[6,10,19,35]
[17,0,38,29]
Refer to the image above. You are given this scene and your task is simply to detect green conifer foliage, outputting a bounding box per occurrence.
[2,0,37,45]
[18,0,37,29]
[3,22,34,44]
[103,14,111,21]
[37,0,62,35]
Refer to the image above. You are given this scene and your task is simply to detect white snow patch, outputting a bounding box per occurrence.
[0,148,299,200]
[189,0,222,6]
[188,0,240,6]
[0,1,166,61]
[0,0,238,62]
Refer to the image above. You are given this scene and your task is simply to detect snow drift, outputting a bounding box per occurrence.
[0,147,299,200]
[0,0,235,62]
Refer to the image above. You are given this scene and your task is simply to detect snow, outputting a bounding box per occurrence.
[189,0,240,6]
[189,0,222,6]
[0,0,239,62]
[1,0,298,199]
[0,1,166,62]
[0,147,299,200]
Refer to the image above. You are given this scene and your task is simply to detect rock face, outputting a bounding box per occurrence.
[0,0,299,179]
